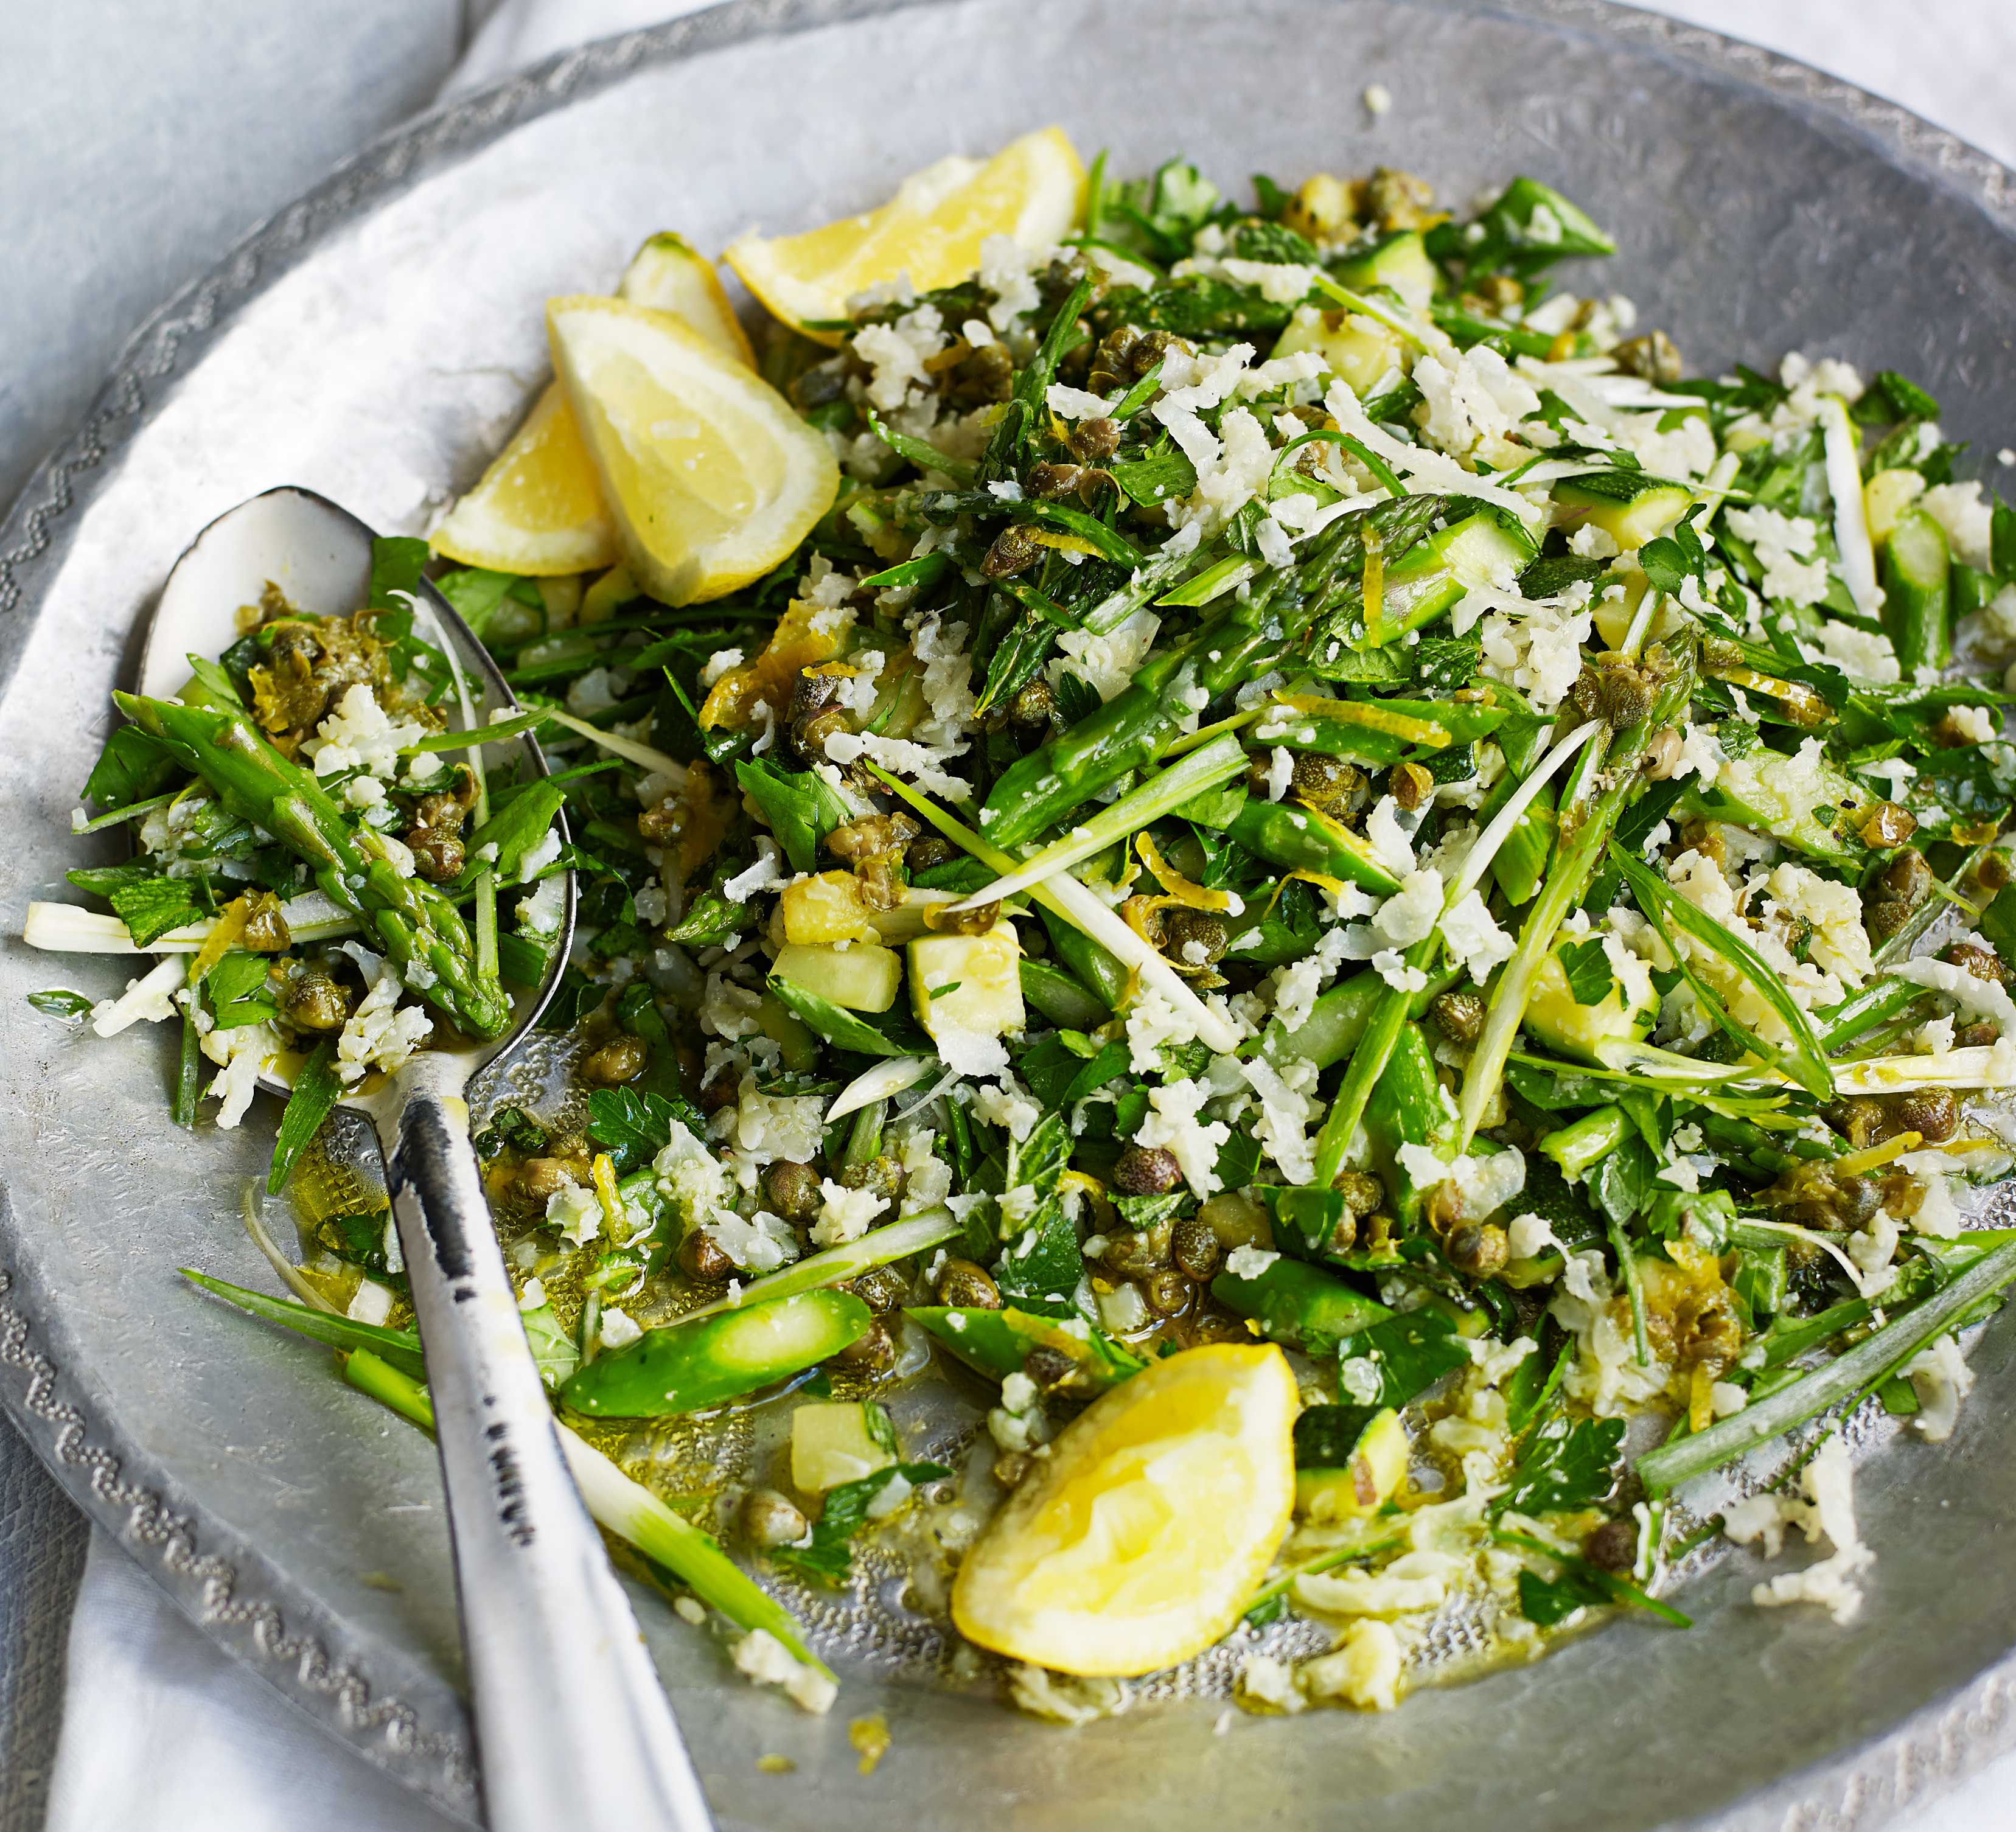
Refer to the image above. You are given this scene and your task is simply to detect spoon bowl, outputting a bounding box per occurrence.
[142,485,577,1095]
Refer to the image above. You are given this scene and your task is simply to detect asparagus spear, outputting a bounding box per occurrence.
[1454,636,1698,1152]
[115,692,510,1038]
[978,605,1285,846]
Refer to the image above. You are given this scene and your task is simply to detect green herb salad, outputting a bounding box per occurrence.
[29,134,2016,1724]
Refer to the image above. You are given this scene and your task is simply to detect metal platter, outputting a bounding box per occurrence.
[4,2,2016,1826]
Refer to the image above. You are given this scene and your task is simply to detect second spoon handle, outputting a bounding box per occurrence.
[385,1082,714,1832]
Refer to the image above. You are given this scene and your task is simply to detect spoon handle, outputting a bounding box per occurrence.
[385,1087,715,1832]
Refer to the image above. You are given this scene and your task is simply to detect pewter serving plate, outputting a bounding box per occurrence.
[5,1,2016,1826]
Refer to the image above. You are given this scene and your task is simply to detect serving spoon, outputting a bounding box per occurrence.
[142,487,714,1832]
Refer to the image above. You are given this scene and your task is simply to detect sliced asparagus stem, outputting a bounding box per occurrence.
[116,693,509,1037]
[1455,641,1697,1152]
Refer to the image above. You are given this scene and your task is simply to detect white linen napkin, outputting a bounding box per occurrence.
[37,3,2016,1830]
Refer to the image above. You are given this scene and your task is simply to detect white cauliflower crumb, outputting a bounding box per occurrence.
[1723,1435,1874,1625]
[302,684,427,779]
[811,1177,888,1248]
[334,972,433,1086]
[731,1629,837,1714]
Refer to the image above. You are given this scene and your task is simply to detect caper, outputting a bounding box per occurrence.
[1640,726,1683,781]
[699,1071,740,1115]
[1389,759,1435,812]
[1859,801,1917,848]
[678,1230,735,1283]
[936,1257,1002,1309]
[1067,417,1121,464]
[1162,907,1229,968]
[923,898,1000,936]
[793,705,851,762]
[1028,462,1084,501]
[405,828,465,882]
[1022,1346,1076,1392]
[1943,940,2007,984]
[1975,851,2014,894]
[1111,1145,1182,1195]
[831,1319,895,1373]
[1610,330,1685,385]
[1572,653,1654,728]
[1290,751,1356,809]
[518,1157,579,1203]
[1102,1225,1171,1278]
[240,890,293,953]
[742,1488,810,1548]
[980,523,1045,580]
[907,834,957,874]
[280,964,351,1033]
[637,794,682,845]
[788,669,841,725]
[839,1154,905,1203]
[1336,1170,1386,1216]
[847,1266,910,1315]
[1683,1302,1742,1370]
[582,1035,650,1085]
[1864,899,1914,942]
[1366,165,1436,231]
[1143,1270,1191,1317]
[1445,1222,1508,1279]
[1876,850,1933,907]
[941,341,1015,406]
[1009,679,1056,728]
[765,1160,823,1225]
[1958,1020,2002,1048]
[1431,989,1487,1045]
[1582,1519,1639,1573]
[1892,1088,1959,1143]
[1170,1216,1223,1281]
[416,787,473,831]
[1087,325,1144,394]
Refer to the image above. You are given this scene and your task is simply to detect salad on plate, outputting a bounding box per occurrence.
[30,127,2016,1725]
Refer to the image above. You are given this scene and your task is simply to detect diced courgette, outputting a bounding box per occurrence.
[1553,470,1691,549]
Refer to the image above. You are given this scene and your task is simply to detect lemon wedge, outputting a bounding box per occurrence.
[725,127,1086,344]
[431,234,757,576]
[430,380,618,576]
[548,295,839,605]
[951,1343,1298,1677]
[618,232,756,368]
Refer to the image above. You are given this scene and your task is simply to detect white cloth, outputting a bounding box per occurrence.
[38,4,2016,1831]
[46,1534,454,1832]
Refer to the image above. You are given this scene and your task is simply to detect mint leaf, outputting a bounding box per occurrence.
[585,1086,703,1175]
[108,877,203,948]
[1501,1415,1625,1514]
[1557,936,1617,1008]
[770,1461,950,1586]
[1334,1310,1472,1410]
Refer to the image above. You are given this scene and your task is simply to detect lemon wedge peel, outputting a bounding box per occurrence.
[547,295,839,607]
[725,127,1086,344]
[950,1343,1298,1678]
[618,232,756,368]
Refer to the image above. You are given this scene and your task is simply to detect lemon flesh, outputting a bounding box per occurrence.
[430,380,618,576]
[548,295,839,606]
[952,1343,1297,1677]
[431,233,756,576]
[725,127,1085,343]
